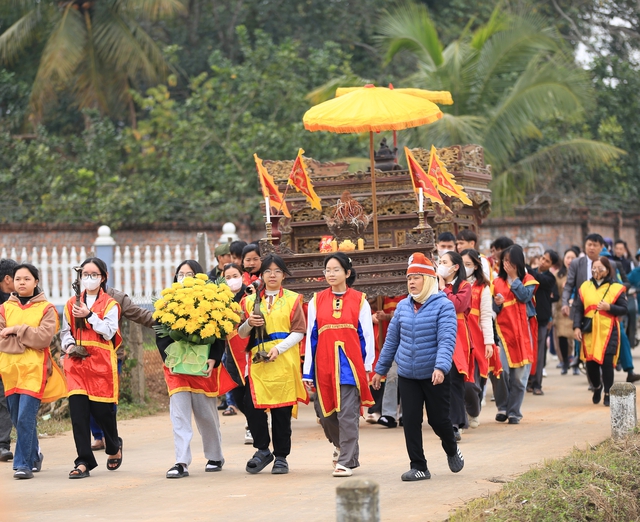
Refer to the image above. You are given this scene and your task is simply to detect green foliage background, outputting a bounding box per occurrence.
[0,0,638,226]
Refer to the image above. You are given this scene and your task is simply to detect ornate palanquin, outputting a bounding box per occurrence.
[260,145,492,300]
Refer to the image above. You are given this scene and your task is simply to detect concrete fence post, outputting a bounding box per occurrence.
[610,382,637,439]
[336,479,380,522]
[94,225,116,288]
[196,233,209,272]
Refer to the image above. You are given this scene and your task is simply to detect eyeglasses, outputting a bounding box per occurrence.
[262,269,284,276]
[81,273,101,280]
[323,269,344,275]
[592,267,608,273]
[177,272,195,281]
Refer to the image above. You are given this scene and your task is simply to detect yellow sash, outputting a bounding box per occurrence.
[243,289,308,415]
[0,300,66,403]
[579,281,625,365]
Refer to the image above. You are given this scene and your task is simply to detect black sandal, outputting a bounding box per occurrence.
[246,449,274,474]
[69,465,90,479]
[166,463,189,478]
[107,437,123,471]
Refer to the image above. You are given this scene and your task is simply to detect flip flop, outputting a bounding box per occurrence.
[222,406,238,416]
[106,437,123,471]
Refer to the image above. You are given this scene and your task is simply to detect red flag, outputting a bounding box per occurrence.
[288,148,322,211]
[404,147,448,209]
[254,153,291,218]
[427,145,472,206]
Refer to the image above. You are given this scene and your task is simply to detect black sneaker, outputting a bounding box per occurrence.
[603,393,610,407]
[447,446,464,473]
[205,460,223,472]
[14,468,34,479]
[0,447,13,462]
[508,417,520,424]
[453,427,462,442]
[377,415,398,428]
[401,468,430,481]
[495,413,508,423]
[32,452,43,472]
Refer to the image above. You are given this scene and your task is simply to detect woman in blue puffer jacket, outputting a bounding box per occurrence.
[373,252,463,482]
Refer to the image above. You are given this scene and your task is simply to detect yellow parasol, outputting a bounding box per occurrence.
[335,87,454,106]
[303,84,446,248]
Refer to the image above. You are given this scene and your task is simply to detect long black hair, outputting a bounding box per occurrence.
[498,245,527,280]
[13,263,42,295]
[173,260,204,283]
[558,248,578,278]
[460,248,487,286]
[323,252,357,287]
[259,254,292,276]
[441,250,466,294]
[80,257,109,291]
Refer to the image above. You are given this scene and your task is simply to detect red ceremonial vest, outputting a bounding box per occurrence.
[468,282,502,378]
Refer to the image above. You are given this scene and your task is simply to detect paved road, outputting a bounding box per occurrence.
[1,356,637,522]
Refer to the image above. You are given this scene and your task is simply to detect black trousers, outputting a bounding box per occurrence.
[558,336,570,370]
[241,386,293,458]
[69,395,119,470]
[368,382,385,414]
[398,375,457,472]
[449,366,468,428]
[586,353,616,395]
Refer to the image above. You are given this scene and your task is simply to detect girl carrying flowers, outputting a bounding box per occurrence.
[154,260,239,479]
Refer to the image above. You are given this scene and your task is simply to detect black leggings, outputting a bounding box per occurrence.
[586,353,616,395]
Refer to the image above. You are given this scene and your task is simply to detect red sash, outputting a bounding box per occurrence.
[493,275,539,372]
[63,291,122,403]
[468,282,502,378]
[313,288,374,416]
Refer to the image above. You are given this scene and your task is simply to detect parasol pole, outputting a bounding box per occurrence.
[370,131,379,249]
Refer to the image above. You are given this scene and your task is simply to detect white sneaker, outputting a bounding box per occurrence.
[542,368,548,377]
[468,416,479,429]
[244,429,253,445]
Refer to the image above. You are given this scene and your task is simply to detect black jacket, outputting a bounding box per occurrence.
[531,268,559,324]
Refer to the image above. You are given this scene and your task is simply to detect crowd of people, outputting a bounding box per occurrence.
[0,228,638,483]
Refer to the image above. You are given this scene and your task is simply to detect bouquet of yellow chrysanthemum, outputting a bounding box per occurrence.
[153,273,242,375]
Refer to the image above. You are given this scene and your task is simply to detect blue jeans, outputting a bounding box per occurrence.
[6,393,41,471]
[497,345,531,421]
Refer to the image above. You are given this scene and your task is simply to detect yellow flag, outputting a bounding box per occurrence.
[288,148,322,211]
[428,145,472,206]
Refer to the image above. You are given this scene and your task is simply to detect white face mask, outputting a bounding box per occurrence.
[226,277,242,292]
[437,249,449,259]
[465,266,474,278]
[81,277,101,291]
[437,264,452,278]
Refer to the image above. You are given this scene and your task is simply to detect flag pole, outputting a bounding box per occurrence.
[370,131,380,249]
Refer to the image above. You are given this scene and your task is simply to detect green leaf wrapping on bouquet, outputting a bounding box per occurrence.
[164,340,209,376]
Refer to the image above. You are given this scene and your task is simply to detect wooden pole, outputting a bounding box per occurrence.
[370,132,379,249]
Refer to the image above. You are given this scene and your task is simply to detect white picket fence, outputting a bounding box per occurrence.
[3,244,212,306]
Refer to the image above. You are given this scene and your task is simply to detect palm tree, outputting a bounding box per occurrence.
[0,0,185,125]
[376,3,624,214]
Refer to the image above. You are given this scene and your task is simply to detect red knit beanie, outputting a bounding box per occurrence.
[407,252,436,278]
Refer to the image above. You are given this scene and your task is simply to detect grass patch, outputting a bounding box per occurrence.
[36,400,165,438]
[449,433,640,522]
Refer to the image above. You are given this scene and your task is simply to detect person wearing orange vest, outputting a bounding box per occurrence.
[492,245,539,425]
[0,263,65,479]
[437,250,472,441]
[61,257,122,479]
[303,253,375,478]
[573,256,627,407]
[236,254,307,475]
[460,249,502,429]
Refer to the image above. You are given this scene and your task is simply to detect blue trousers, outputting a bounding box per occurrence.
[6,393,41,471]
